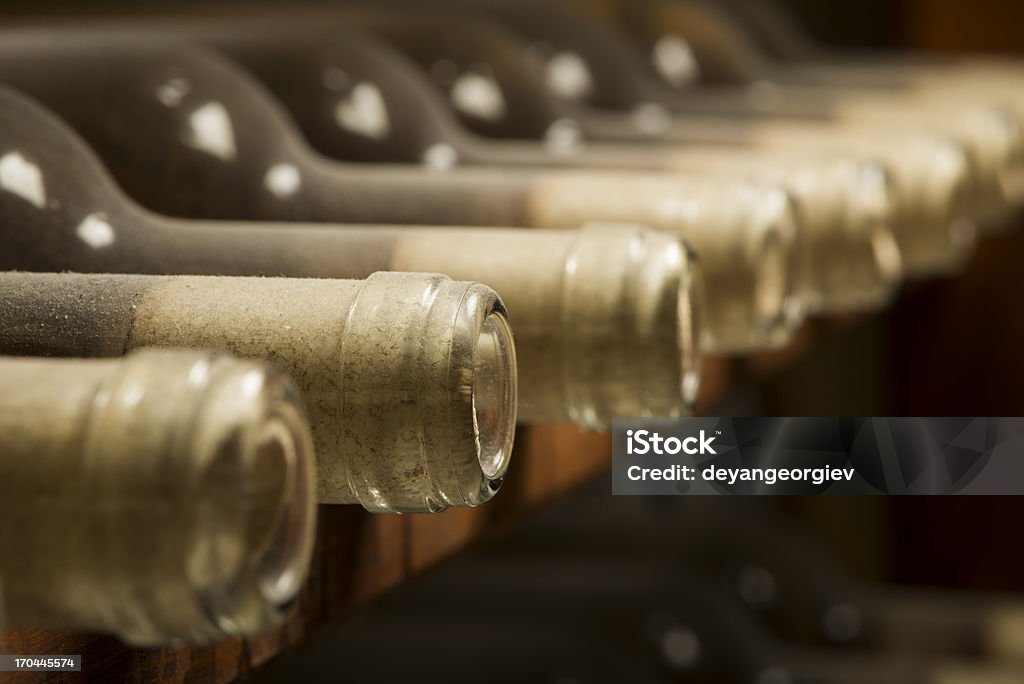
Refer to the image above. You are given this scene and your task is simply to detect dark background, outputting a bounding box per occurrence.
[719,0,1024,592]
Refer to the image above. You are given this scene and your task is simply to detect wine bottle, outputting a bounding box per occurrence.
[0,84,704,423]
[259,8,970,275]
[568,0,1024,104]
[0,35,798,352]
[320,7,989,268]
[332,0,1012,236]
[49,20,879,312]
[562,0,1024,219]
[0,349,316,645]
[190,29,900,308]
[0,269,515,514]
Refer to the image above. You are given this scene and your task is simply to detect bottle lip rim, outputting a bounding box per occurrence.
[752,187,803,349]
[244,400,318,609]
[855,161,904,293]
[443,283,516,508]
[677,239,704,409]
[186,356,317,638]
[472,305,517,484]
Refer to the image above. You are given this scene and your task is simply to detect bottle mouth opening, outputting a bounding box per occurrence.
[472,309,517,482]
[940,142,977,222]
[856,164,904,289]
[247,409,314,607]
[192,382,314,628]
[677,243,703,409]
[984,107,1024,206]
[757,230,789,335]
[753,197,801,346]
[944,153,980,265]
[868,222,904,289]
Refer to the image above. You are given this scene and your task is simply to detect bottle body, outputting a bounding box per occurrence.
[528,173,802,352]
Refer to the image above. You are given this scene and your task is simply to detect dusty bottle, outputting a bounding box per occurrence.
[572,112,993,262]
[0,33,777,231]
[568,0,1024,214]
[564,0,1003,101]
[365,0,1015,235]
[181,29,896,310]
[318,9,984,273]
[527,175,800,351]
[430,0,1024,201]
[0,86,696,421]
[298,8,924,180]
[0,349,317,645]
[0,36,797,351]
[655,127,978,276]
[254,11,959,279]
[69,22,834,319]
[0,270,515,514]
